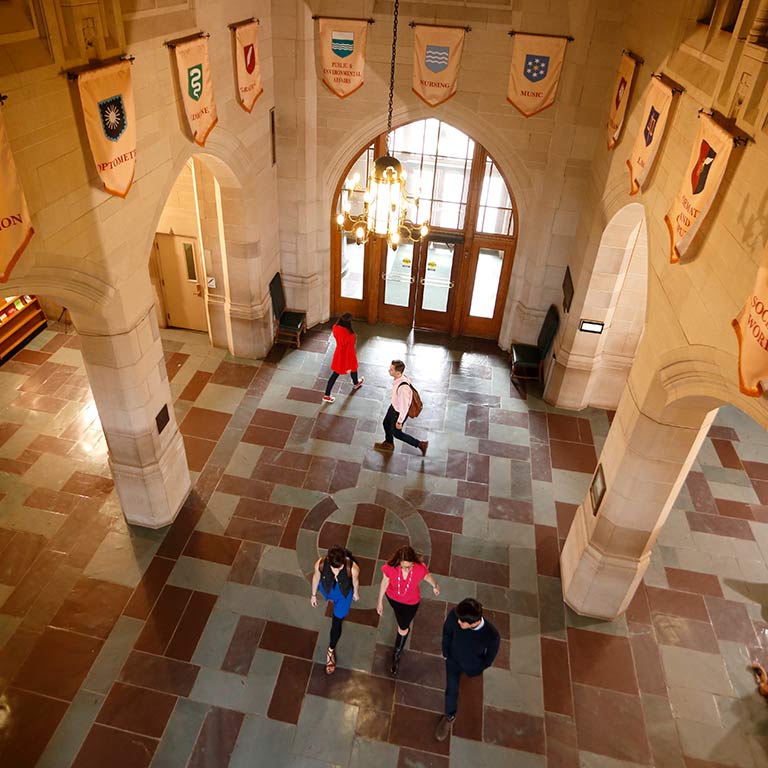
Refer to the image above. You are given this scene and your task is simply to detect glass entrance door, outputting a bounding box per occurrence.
[377,236,461,332]
[460,238,514,338]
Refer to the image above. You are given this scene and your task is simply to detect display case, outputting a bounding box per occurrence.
[0,295,47,362]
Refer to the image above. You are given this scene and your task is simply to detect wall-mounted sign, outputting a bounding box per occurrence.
[590,464,606,515]
[579,319,604,334]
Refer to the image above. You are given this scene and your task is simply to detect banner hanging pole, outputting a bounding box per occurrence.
[164,31,210,49]
[312,15,375,24]
[409,21,471,32]
[228,17,258,30]
[508,30,574,41]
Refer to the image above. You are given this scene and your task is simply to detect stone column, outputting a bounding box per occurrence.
[72,303,191,528]
[560,378,715,619]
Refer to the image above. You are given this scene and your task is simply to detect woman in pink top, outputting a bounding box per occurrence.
[376,545,440,676]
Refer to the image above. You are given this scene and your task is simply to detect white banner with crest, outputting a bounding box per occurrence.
[507,34,567,117]
[607,52,636,149]
[664,114,733,263]
[78,61,137,198]
[235,22,263,113]
[412,25,465,107]
[733,259,768,397]
[175,37,218,146]
[0,109,34,283]
[626,77,673,195]
[319,19,368,98]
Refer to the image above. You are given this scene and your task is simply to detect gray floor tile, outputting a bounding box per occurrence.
[483,668,543,715]
[230,714,298,768]
[81,615,144,694]
[167,556,231,595]
[292,694,358,765]
[451,737,545,767]
[659,646,734,697]
[150,698,209,768]
[348,737,398,768]
[37,690,104,768]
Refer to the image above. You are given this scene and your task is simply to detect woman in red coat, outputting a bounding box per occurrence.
[323,313,364,403]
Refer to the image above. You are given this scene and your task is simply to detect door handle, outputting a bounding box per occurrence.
[194,284,202,296]
[420,278,454,288]
[382,273,415,284]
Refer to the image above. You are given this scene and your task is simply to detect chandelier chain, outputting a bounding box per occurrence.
[387,0,399,148]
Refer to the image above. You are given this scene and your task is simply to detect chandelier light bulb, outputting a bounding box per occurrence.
[336,213,345,226]
[355,226,365,240]
[391,231,401,245]
[420,224,429,237]
[352,172,360,187]
[363,191,371,203]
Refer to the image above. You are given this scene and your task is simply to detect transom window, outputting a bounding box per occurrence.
[336,118,515,240]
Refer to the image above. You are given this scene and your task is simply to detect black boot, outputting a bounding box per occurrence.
[391,631,408,676]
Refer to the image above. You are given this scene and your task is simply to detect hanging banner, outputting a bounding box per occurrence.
[607,53,636,150]
[412,25,465,107]
[507,35,567,117]
[318,19,368,99]
[234,22,263,113]
[78,61,137,198]
[664,114,733,263]
[732,260,768,397]
[175,37,218,146]
[626,77,673,195]
[0,109,34,283]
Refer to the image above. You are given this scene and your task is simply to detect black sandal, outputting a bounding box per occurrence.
[325,647,336,675]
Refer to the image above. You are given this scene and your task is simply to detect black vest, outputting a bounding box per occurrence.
[320,556,353,597]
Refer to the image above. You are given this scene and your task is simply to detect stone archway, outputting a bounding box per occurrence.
[547,202,648,411]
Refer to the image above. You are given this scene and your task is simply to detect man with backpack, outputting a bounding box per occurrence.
[374,359,428,456]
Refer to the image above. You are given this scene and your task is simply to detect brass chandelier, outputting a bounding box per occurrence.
[335,0,429,250]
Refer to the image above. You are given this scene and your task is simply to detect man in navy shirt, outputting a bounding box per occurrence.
[435,597,500,742]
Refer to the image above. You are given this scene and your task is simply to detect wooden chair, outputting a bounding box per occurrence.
[510,304,560,383]
[269,272,307,348]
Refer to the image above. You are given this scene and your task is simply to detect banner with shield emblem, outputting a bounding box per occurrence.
[664,114,733,263]
[0,108,34,283]
[175,37,218,146]
[318,18,368,98]
[507,34,567,117]
[78,61,137,198]
[626,77,673,195]
[607,52,636,149]
[412,25,465,107]
[235,22,263,113]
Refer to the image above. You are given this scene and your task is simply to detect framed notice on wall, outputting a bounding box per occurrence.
[590,464,606,515]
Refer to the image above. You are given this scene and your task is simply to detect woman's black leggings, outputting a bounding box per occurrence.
[329,615,344,649]
[325,370,359,396]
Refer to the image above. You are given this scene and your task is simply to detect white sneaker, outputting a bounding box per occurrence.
[322,395,335,403]
[352,377,365,391]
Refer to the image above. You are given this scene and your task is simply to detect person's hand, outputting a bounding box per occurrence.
[433,584,440,596]
[353,591,360,602]
[310,595,317,607]
[376,602,383,616]
[396,421,403,429]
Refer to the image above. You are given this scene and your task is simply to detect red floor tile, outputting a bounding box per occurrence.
[22,487,79,515]
[567,628,638,695]
[267,656,314,724]
[178,370,212,401]
[545,712,579,768]
[572,684,651,764]
[535,524,560,578]
[120,650,200,696]
[51,576,133,639]
[210,361,258,388]
[704,596,758,644]
[0,687,68,768]
[61,471,114,497]
[73,724,158,768]
[646,586,710,622]
[354,503,387,529]
[547,413,581,442]
[652,614,720,654]
[664,568,723,598]
[133,585,192,655]
[685,472,718,515]
[227,541,264,584]
[483,706,545,754]
[318,521,350,550]
[225,517,284,546]
[179,407,231,441]
[710,438,742,469]
[27,434,75,456]
[0,531,47,586]
[250,409,297,431]
[307,662,396,711]
[222,616,266,674]
[96,682,176,738]
[541,637,573,716]
[457,480,489,501]
[395,680,444,712]
[451,553,509,587]
[123,556,176,620]
[427,530,452,576]
[477,439,529,461]
[182,435,216,472]
[452,672,484,741]
[183,531,242,565]
[389,704,450,756]
[629,627,667,697]
[1,549,67,617]
[260,621,318,660]
[311,412,358,444]
[714,498,754,520]
[12,627,103,701]
[188,707,244,768]
[549,439,597,474]
[165,591,217,661]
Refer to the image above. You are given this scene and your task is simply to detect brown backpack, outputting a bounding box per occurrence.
[398,381,423,418]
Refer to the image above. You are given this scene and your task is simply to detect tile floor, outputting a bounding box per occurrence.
[0,321,767,767]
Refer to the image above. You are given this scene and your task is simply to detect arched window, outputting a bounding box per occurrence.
[331,119,517,339]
